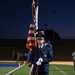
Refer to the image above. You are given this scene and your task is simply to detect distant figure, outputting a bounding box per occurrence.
[72,51,75,70]
[17,52,20,62]
[24,53,27,61]
[20,50,24,60]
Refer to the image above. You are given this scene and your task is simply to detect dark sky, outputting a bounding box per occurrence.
[0,0,75,39]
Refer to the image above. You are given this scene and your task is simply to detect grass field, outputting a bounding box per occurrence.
[0,62,75,75]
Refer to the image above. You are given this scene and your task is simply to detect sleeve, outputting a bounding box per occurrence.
[43,47,53,62]
[44,40,52,48]
[30,49,36,64]
[47,41,52,48]
[48,47,53,62]
[28,51,31,63]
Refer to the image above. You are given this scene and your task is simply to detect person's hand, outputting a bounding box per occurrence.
[38,58,43,62]
[36,61,41,65]
[28,63,32,67]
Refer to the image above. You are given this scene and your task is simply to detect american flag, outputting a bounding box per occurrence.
[35,4,39,30]
[26,23,35,51]
[26,0,36,51]
[34,4,39,30]
[26,0,38,51]
[26,0,39,75]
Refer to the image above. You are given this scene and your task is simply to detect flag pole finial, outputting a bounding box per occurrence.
[32,0,35,4]
[32,0,35,5]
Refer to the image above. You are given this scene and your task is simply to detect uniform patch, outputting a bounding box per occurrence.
[43,52,47,57]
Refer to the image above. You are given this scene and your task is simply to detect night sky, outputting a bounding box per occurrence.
[0,0,75,39]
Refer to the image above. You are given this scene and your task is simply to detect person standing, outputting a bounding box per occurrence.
[72,51,75,70]
[30,33,53,75]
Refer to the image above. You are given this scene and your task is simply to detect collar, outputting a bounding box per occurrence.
[38,44,44,48]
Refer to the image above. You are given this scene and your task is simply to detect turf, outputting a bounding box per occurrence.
[0,67,15,75]
[0,64,75,75]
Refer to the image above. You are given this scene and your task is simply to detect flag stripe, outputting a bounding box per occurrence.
[29,27,34,30]
[26,40,35,44]
[27,37,35,41]
[28,34,34,37]
[29,30,34,34]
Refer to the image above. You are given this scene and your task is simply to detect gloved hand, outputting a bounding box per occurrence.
[38,58,43,62]
[36,61,41,65]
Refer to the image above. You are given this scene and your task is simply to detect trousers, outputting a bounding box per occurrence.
[38,72,48,75]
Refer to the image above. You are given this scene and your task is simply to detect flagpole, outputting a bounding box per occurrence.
[32,0,35,25]
[34,0,40,75]
[35,0,39,30]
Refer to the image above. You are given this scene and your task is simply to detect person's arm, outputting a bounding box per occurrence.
[28,51,32,67]
[30,49,36,64]
[43,47,53,62]
[48,47,53,62]
[28,51,31,63]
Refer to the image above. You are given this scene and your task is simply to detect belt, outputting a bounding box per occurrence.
[42,62,48,64]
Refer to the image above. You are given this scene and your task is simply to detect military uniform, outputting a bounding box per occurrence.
[28,40,53,63]
[30,44,53,75]
[29,29,53,75]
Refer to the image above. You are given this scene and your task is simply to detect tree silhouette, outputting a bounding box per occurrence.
[45,29,61,41]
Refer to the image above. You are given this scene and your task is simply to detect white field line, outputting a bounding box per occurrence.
[52,65,69,75]
[5,64,25,75]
